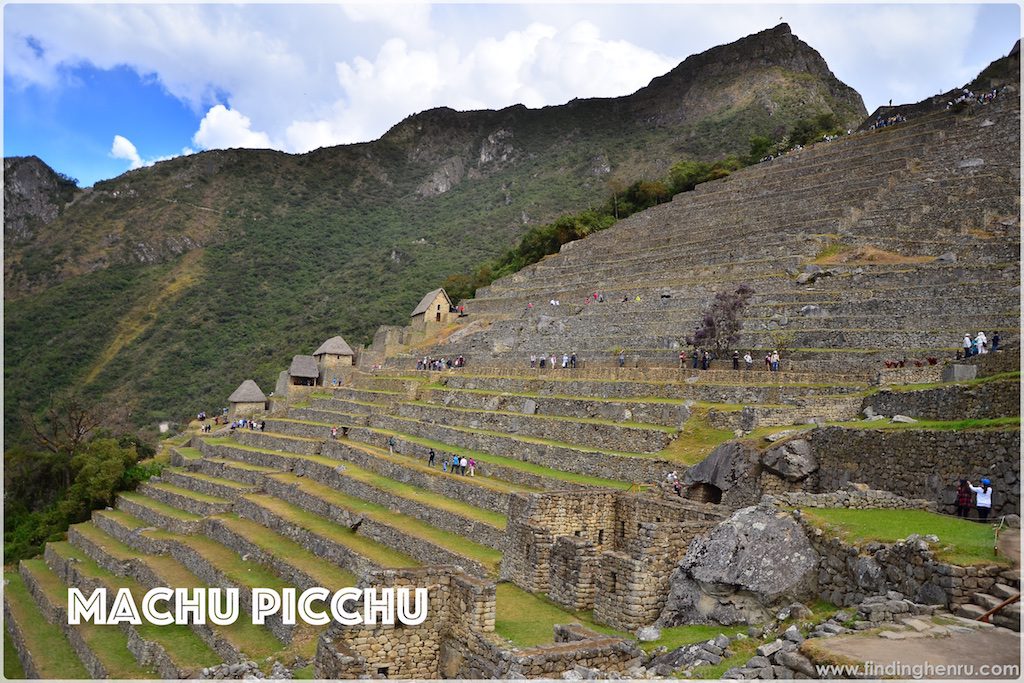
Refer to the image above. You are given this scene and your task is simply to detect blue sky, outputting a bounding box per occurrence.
[4,2,1021,187]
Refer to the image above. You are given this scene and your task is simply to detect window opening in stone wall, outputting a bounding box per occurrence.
[377,666,389,677]
[598,529,604,545]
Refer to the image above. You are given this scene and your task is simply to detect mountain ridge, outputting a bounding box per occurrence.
[4,24,868,438]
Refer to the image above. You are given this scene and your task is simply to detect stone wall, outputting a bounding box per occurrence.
[366,414,672,485]
[861,380,1020,420]
[875,365,944,385]
[809,426,1020,515]
[800,515,1015,609]
[767,487,936,511]
[501,491,724,630]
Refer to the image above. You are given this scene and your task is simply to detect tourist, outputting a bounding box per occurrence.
[732,350,740,370]
[468,457,476,476]
[679,351,686,368]
[954,479,973,518]
[771,350,780,372]
[570,353,577,369]
[743,352,753,370]
[428,449,436,467]
[701,350,710,370]
[331,426,338,440]
[692,349,699,369]
[976,331,988,355]
[388,436,396,455]
[460,456,468,475]
[673,479,683,497]
[549,354,557,369]
[442,457,449,473]
[992,331,1001,353]
[539,356,546,369]
[963,334,973,357]
[562,353,569,369]
[618,352,626,367]
[666,470,679,484]
[765,352,772,370]
[530,354,537,368]
[968,479,993,521]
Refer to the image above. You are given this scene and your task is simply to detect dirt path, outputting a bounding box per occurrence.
[815,627,1020,679]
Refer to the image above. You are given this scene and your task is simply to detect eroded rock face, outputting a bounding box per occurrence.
[760,438,818,482]
[656,505,819,626]
[682,441,759,493]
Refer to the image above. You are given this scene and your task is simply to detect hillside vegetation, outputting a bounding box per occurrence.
[4,24,865,440]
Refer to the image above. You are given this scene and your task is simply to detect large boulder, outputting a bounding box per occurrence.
[760,439,818,482]
[682,442,759,494]
[657,505,819,627]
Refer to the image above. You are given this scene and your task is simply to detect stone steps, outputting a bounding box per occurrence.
[59,524,225,676]
[192,435,508,549]
[362,412,665,486]
[3,567,92,679]
[259,471,502,576]
[394,401,675,453]
[19,558,157,679]
[137,480,235,516]
[162,467,260,501]
[968,589,1021,632]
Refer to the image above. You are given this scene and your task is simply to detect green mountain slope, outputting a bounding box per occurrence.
[4,24,866,438]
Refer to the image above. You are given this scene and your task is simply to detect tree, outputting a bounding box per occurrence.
[686,284,755,354]
[22,391,105,490]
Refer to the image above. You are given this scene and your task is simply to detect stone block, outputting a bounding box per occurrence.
[941,364,978,382]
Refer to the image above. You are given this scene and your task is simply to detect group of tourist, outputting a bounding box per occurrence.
[868,113,907,130]
[439,451,476,476]
[680,349,777,371]
[416,355,466,370]
[959,331,1000,358]
[531,353,578,369]
[954,479,995,521]
[947,86,1004,109]
[229,418,265,431]
[666,470,683,496]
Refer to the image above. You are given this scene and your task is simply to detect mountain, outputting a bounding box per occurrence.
[3,24,866,439]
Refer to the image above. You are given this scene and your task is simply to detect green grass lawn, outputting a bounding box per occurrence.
[799,508,1009,566]
[3,569,90,679]
[3,627,27,679]
[494,583,628,647]
[829,416,1020,432]
[656,410,735,465]
[886,371,1020,393]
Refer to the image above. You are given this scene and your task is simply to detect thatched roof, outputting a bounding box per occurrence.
[411,287,452,317]
[228,379,267,403]
[289,355,319,378]
[313,335,354,357]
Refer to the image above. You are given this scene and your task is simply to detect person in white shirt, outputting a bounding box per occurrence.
[968,479,993,521]
[963,334,973,357]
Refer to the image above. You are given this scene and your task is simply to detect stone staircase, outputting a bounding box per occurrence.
[955,570,1021,632]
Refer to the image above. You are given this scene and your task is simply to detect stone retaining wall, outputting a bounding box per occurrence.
[767,487,937,511]
[426,388,690,428]
[875,365,944,385]
[115,494,201,534]
[344,427,591,491]
[322,441,510,515]
[368,414,670,485]
[862,380,1020,420]
[396,402,672,453]
[800,516,1014,609]
[235,430,323,455]
[4,599,42,678]
[809,426,1020,515]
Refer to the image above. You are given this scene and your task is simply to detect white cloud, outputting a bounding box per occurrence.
[192,105,273,150]
[110,134,143,169]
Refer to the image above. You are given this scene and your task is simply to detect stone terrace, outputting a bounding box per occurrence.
[411,97,1019,371]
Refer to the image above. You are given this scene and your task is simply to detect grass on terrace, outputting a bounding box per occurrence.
[172,445,203,460]
[883,370,1020,393]
[655,410,735,465]
[49,542,295,662]
[118,490,202,521]
[362,426,633,490]
[829,416,1020,431]
[405,399,678,432]
[494,583,627,647]
[20,559,156,678]
[798,508,1010,566]
[239,494,418,569]
[3,569,90,679]
[3,628,27,679]
[266,473,503,573]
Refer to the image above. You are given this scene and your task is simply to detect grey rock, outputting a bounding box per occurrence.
[636,626,661,642]
[1004,514,1021,529]
[890,414,917,423]
[795,272,817,285]
[522,399,538,415]
[756,641,784,658]
[798,304,829,317]
[761,439,817,482]
[776,651,816,677]
[681,441,759,493]
[657,506,819,627]
[714,634,731,649]
[941,364,977,382]
[865,415,886,421]
[764,430,798,443]
[937,251,958,262]
[956,158,984,168]
[746,656,771,669]
[783,625,804,643]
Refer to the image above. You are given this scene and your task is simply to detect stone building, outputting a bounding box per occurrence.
[314,335,355,383]
[227,379,267,416]
[289,355,319,386]
[410,288,454,331]
[500,490,726,630]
